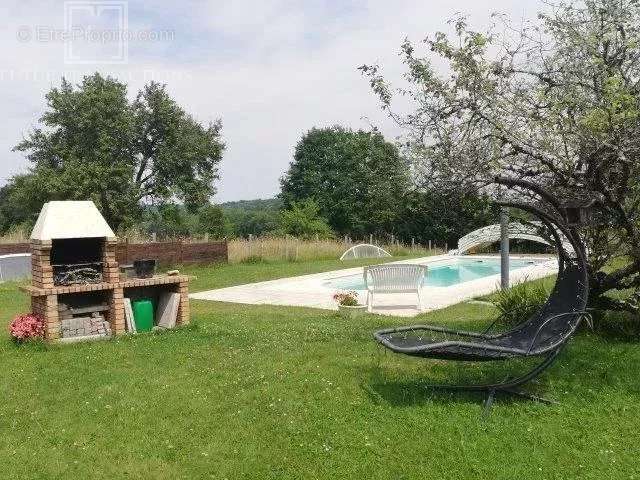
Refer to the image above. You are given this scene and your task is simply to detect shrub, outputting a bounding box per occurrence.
[593,309,640,341]
[333,291,360,306]
[240,255,268,265]
[277,199,334,240]
[491,281,549,327]
[9,313,45,342]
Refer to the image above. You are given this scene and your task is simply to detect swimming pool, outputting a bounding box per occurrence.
[324,257,545,290]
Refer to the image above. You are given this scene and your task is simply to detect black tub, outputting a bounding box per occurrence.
[133,259,156,279]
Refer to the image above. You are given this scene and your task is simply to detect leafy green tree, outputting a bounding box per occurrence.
[396,188,498,246]
[132,82,224,210]
[12,73,224,230]
[195,204,229,238]
[141,204,192,238]
[361,0,640,313]
[220,199,282,238]
[280,126,409,237]
[277,199,334,239]
[139,203,228,239]
[229,210,280,238]
[0,174,50,233]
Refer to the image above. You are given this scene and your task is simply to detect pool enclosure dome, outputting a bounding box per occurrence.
[450,221,574,256]
[340,244,392,261]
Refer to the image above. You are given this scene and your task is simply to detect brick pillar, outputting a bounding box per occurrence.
[174,280,190,326]
[103,237,120,283]
[31,240,53,289]
[31,296,43,328]
[32,294,60,340]
[108,287,126,334]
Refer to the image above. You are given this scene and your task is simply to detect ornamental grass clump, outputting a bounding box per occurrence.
[333,291,360,306]
[491,281,549,327]
[9,313,45,342]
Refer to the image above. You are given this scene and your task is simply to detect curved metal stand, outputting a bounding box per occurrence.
[419,349,563,415]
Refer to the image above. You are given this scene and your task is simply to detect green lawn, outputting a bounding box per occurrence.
[0,261,638,479]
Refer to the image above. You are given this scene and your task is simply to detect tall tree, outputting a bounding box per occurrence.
[0,174,49,233]
[278,199,334,239]
[361,0,640,313]
[396,188,498,247]
[132,82,224,210]
[13,73,224,230]
[220,199,282,238]
[280,126,410,237]
[195,203,229,238]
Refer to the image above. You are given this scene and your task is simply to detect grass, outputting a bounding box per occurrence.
[0,260,639,479]
[227,237,441,263]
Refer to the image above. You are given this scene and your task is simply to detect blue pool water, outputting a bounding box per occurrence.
[325,257,544,290]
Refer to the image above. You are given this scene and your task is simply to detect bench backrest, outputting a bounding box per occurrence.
[364,264,427,292]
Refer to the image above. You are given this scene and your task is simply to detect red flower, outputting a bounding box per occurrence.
[9,313,45,341]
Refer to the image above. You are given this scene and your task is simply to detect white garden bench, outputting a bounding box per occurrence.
[363,264,427,312]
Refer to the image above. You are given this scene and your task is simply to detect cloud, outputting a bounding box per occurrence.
[0,0,541,201]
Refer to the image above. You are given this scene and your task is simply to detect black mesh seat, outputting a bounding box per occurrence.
[374,263,588,361]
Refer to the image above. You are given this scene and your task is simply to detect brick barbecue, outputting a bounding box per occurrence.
[22,201,190,341]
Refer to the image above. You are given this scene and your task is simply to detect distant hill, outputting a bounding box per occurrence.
[219,198,281,212]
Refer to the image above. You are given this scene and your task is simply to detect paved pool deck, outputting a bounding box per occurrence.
[190,254,559,317]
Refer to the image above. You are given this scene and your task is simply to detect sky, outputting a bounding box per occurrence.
[0,0,540,202]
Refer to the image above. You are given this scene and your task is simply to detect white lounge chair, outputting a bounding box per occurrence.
[363,264,427,312]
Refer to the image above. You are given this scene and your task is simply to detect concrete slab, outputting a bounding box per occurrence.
[191,255,558,317]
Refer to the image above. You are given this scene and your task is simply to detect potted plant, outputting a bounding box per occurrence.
[333,291,367,318]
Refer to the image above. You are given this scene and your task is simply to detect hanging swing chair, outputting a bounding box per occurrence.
[373,200,592,408]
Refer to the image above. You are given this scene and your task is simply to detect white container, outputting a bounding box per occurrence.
[337,304,367,319]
